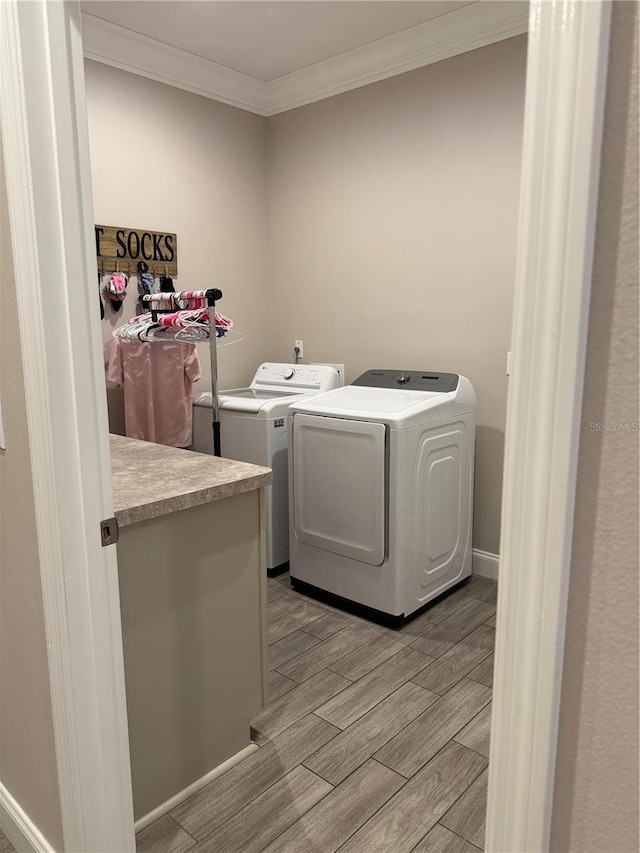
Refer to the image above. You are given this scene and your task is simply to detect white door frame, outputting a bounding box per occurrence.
[486,2,611,850]
[0,2,135,851]
[0,1,611,851]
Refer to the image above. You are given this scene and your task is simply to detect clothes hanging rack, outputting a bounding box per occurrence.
[139,288,224,456]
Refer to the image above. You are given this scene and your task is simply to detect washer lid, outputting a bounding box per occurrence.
[194,388,307,415]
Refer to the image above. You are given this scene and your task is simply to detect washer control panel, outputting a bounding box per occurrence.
[353,370,459,393]
[252,363,340,392]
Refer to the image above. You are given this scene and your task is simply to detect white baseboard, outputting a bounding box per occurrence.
[0,783,55,853]
[473,548,500,580]
[134,742,259,832]
[2,742,262,847]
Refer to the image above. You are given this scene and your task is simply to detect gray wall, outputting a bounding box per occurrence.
[0,141,64,850]
[117,491,265,819]
[87,39,526,555]
[267,37,527,554]
[551,3,639,851]
[85,60,272,412]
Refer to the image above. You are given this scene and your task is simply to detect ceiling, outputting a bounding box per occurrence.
[81,1,473,81]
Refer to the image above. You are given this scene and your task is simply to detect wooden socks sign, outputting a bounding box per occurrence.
[95,224,178,276]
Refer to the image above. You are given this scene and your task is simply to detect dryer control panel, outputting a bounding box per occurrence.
[352,370,459,392]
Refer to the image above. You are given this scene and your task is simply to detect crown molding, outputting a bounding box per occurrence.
[81,13,270,115]
[81,2,528,118]
[268,2,529,114]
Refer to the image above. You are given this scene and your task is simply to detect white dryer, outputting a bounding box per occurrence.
[288,369,476,625]
[192,363,340,575]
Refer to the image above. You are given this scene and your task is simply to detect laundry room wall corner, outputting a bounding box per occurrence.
[266,35,527,557]
[85,60,272,414]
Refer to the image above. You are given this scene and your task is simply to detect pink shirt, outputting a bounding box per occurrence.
[107,337,201,448]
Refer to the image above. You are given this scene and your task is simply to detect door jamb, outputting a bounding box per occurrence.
[0,2,135,850]
[486,2,611,850]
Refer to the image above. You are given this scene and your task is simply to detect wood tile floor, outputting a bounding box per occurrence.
[137,572,497,853]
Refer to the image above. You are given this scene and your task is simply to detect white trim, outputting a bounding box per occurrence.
[0,2,135,851]
[268,1,528,115]
[486,2,611,852]
[134,744,259,833]
[81,13,269,115]
[472,549,499,580]
[0,784,55,853]
[81,2,527,117]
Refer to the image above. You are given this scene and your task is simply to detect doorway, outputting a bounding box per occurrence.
[0,1,612,851]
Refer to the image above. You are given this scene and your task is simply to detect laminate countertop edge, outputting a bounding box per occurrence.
[110,434,272,527]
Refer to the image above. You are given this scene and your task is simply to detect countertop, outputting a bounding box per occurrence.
[110,434,272,527]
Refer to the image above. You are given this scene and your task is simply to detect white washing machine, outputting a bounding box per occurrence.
[192,363,340,575]
[288,369,476,625]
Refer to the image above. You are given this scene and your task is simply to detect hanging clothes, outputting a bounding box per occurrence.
[98,269,104,319]
[103,271,128,312]
[107,337,201,448]
[159,274,175,293]
[138,272,155,296]
[137,261,152,294]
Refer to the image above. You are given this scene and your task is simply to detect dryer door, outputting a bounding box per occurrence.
[292,414,386,566]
